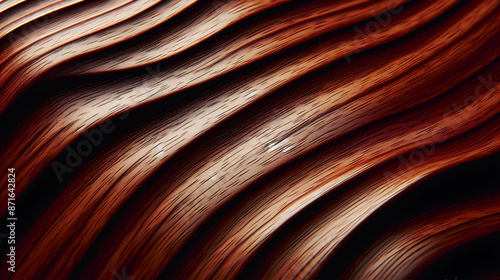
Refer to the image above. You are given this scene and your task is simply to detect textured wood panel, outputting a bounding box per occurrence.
[0,0,499,279]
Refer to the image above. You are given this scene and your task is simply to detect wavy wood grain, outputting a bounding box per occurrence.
[0,0,499,279]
